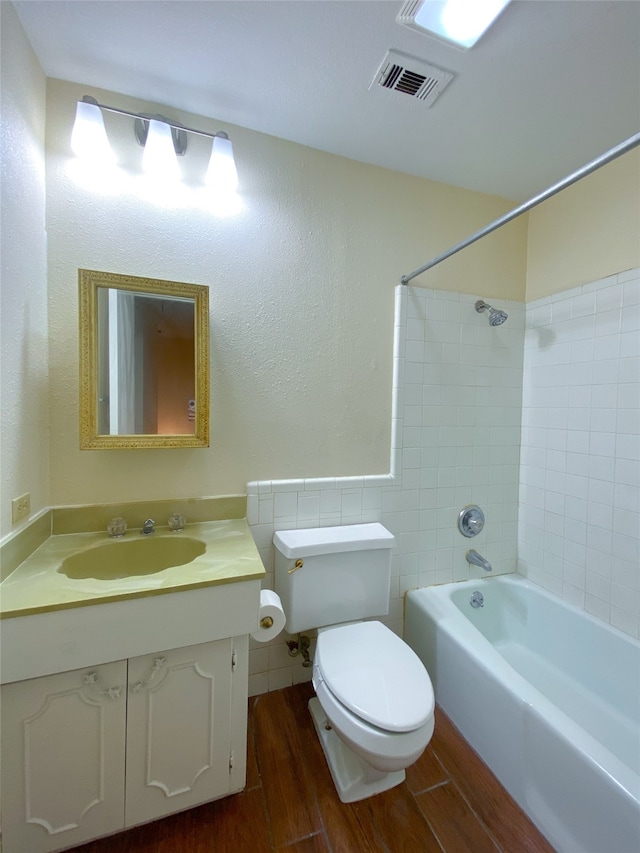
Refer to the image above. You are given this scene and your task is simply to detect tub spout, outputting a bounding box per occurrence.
[466,549,492,572]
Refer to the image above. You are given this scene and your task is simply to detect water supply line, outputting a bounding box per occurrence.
[286,634,313,668]
[400,132,640,285]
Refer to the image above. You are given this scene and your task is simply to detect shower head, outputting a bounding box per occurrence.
[475,300,508,326]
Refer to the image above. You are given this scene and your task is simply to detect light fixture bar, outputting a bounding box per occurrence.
[75,95,239,194]
[79,95,229,143]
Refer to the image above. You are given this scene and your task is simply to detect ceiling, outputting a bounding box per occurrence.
[13,0,640,201]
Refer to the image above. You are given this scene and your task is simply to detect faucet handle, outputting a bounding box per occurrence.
[458,505,485,538]
[168,512,186,532]
[107,517,127,538]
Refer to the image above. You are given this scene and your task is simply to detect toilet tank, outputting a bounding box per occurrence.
[273,523,395,634]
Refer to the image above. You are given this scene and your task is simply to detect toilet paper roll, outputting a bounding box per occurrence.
[251,589,286,643]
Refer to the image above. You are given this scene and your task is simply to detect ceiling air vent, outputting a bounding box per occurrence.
[370,49,454,107]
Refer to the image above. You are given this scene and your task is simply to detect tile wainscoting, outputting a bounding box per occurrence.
[247,286,525,695]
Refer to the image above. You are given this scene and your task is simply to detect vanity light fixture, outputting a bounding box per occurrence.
[398,0,511,49]
[71,95,238,192]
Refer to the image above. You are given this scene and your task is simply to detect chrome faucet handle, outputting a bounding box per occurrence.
[458,505,485,538]
[141,518,155,535]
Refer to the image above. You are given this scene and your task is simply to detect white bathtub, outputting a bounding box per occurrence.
[405,575,640,853]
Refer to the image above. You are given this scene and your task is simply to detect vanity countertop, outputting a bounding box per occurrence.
[0,519,265,619]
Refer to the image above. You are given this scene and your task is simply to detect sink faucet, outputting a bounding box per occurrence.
[141,518,155,535]
[466,549,492,572]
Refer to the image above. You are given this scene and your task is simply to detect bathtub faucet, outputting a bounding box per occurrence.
[466,549,492,572]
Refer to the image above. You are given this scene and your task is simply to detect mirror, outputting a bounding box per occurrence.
[79,269,209,449]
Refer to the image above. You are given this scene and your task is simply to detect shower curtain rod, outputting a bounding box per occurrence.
[400,131,640,285]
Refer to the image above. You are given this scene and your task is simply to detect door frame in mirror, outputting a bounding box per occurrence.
[79,269,210,449]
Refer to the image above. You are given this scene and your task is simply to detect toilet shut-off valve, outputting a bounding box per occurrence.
[286,634,313,667]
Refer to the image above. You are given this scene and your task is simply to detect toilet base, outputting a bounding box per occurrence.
[308,697,405,803]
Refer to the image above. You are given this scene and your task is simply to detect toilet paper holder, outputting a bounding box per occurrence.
[251,589,286,643]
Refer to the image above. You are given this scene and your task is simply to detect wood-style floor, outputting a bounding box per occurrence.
[74,682,554,852]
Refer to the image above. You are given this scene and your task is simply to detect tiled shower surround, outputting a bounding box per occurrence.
[518,268,640,638]
[246,285,526,695]
[247,269,639,694]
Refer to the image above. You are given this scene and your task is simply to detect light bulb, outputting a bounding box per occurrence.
[205,135,238,193]
[71,100,115,165]
[142,119,180,181]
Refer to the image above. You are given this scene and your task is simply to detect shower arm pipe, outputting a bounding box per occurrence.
[400,131,640,285]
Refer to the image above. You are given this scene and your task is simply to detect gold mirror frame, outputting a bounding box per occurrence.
[79,269,210,449]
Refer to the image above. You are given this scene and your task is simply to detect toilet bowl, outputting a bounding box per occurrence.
[273,523,435,802]
[310,620,435,802]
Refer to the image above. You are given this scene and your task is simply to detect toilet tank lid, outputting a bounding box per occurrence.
[273,523,395,558]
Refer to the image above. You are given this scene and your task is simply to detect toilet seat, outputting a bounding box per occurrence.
[315,621,434,733]
[313,669,435,766]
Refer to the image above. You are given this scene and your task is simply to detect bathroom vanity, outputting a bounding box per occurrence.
[0,518,264,853]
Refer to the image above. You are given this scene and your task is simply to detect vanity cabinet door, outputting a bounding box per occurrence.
[124,638,237,827]
[0,660,127,853]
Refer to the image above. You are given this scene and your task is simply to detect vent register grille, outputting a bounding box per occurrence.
[371,50,454,107]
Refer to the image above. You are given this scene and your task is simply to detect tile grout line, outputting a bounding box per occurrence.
[405,758,452,853]
[429,746,503,852]
[278,830,329,851]
[247,696,278,852]
[407,778,451,797]
[292,702,334,853]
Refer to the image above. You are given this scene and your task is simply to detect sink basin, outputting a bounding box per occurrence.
[58,535,206,580]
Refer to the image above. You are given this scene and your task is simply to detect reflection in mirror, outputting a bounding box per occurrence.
[96,288,195,435]
[80,270,209,449]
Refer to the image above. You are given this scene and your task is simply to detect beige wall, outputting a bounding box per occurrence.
[43,78,527,508]
[3,2,637,546]
[4,0,637,543]
[527,147,640,300]
[0,3,49,540]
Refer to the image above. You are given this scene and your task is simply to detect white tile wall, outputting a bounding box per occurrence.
[246,271,639,694]
[519,268,640,638]
[247,286,525,695]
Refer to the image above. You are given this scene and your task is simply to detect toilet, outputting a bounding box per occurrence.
[274,523,435,803]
